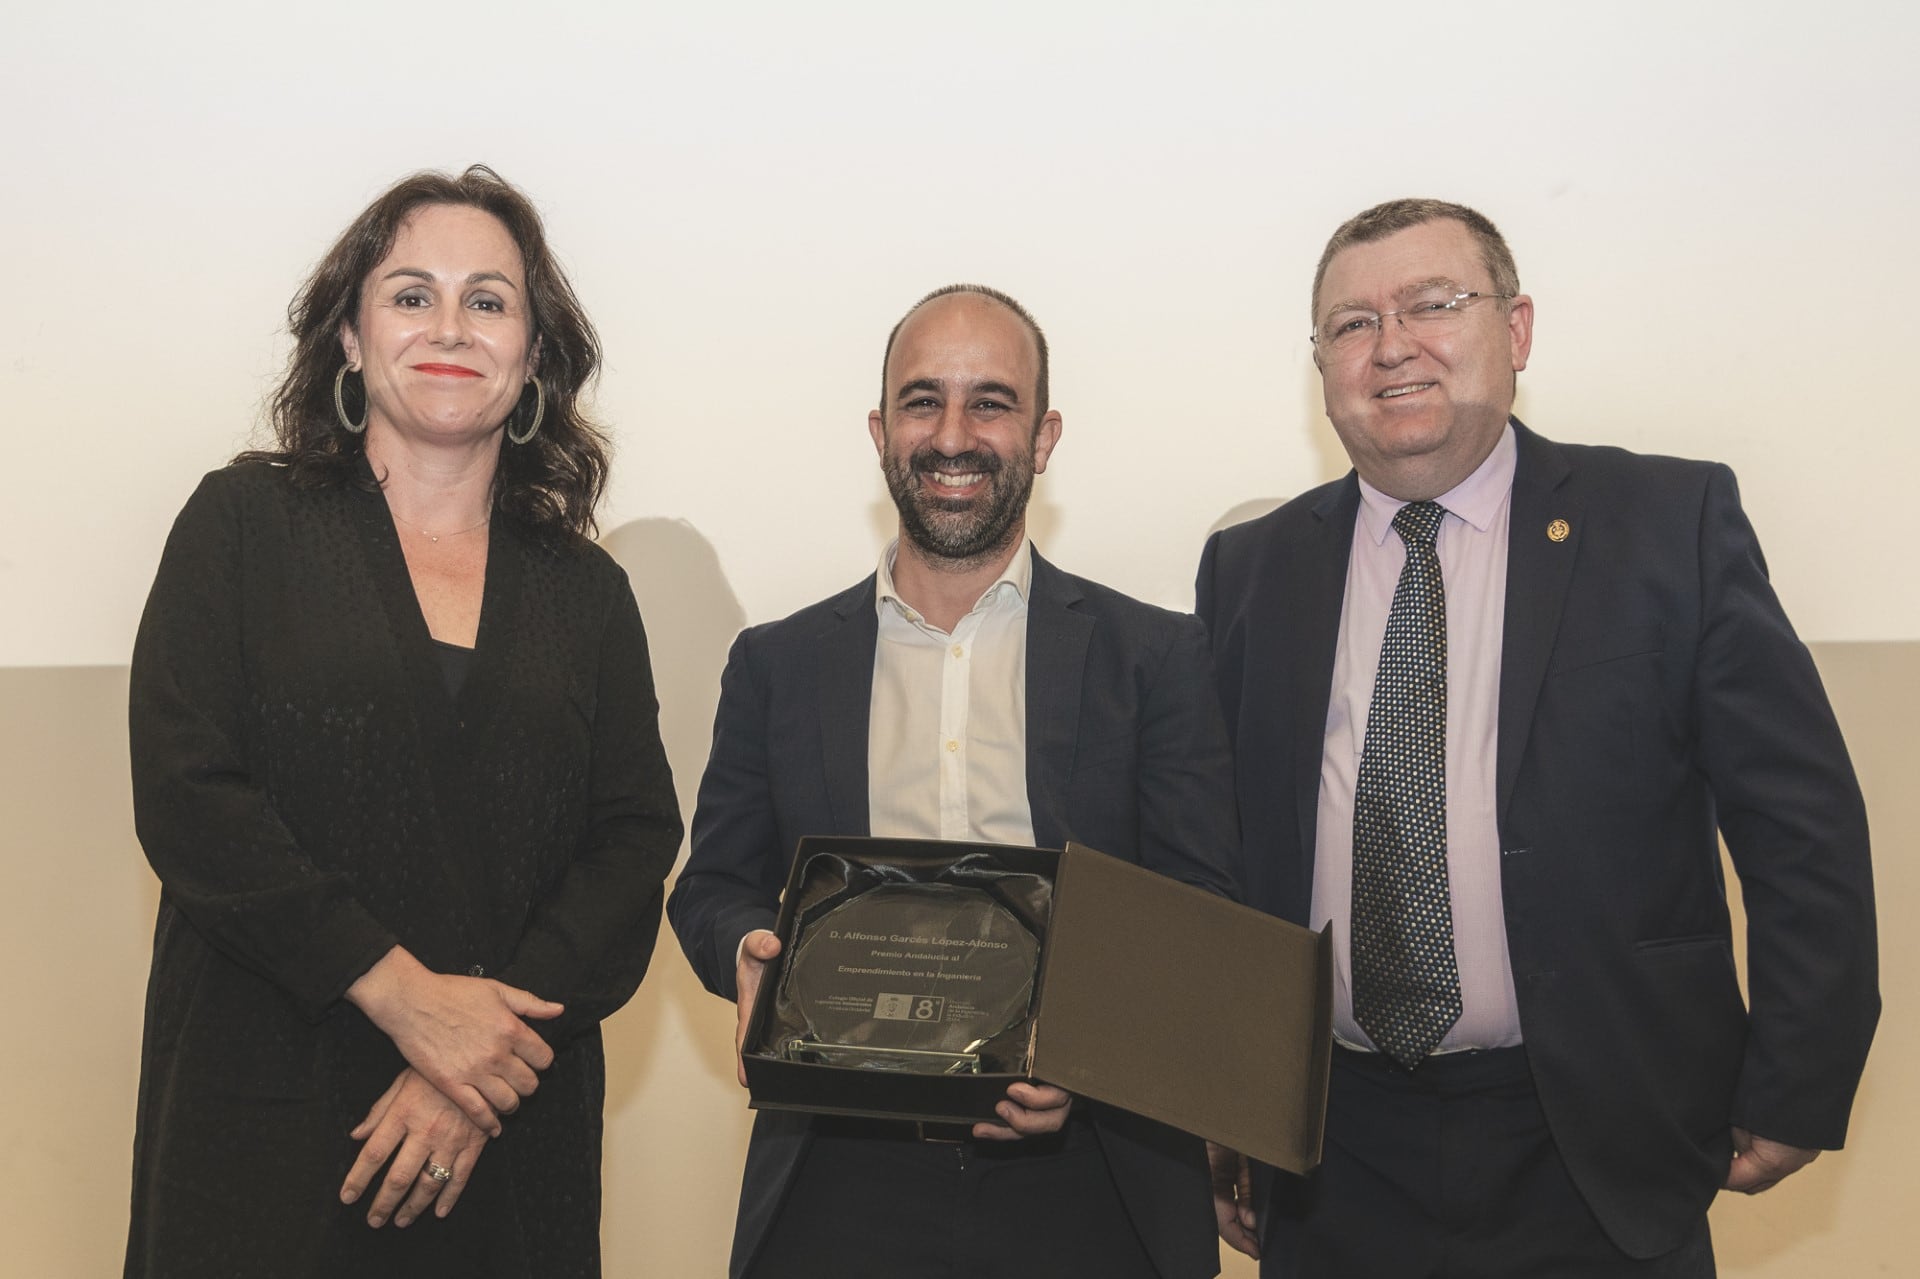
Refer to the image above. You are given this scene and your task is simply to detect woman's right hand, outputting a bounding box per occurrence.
[346,947,563,1134]
[340,1068,489,1228]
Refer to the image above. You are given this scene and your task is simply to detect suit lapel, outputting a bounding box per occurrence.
[1497,421,1579,822]
[1293,479,1360,888]
[1024,552,1091,850]
[816,580,878,837]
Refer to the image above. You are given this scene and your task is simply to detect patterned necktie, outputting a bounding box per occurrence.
[1351,499,1462,1068]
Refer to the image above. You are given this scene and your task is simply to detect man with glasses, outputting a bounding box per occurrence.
[1197,198,1877,1276]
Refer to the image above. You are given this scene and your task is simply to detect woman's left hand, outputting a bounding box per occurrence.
[340,1067,490,1228]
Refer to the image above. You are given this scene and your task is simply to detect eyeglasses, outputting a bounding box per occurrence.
[1312,291,1515,357]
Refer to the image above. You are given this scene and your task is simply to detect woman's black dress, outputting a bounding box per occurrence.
[125,462,682,1277]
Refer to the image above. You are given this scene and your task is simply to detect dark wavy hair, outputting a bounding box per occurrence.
[239,165,609,540]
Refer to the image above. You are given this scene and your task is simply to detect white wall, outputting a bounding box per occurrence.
[3,0,1916,667]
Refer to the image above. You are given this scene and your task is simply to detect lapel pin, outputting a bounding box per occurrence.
[1547,518,1571,543]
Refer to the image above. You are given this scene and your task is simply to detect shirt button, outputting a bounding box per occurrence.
[951,644,964,658]
[946,740,958,752]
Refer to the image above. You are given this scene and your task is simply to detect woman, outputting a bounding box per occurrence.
[125,166,681,1277]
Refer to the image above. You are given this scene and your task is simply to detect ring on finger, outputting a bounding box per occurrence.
[423,1160,453,1184]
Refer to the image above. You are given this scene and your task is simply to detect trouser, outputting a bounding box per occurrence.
[747,1113,1161,1279]
[1262,1045,1714,1279]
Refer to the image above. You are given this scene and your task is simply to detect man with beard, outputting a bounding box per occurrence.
[669,285,1241,1279]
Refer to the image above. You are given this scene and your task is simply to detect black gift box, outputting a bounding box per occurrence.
[741,835,1332,1174]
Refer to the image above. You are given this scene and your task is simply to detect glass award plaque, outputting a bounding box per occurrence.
[779,883,1041,1074]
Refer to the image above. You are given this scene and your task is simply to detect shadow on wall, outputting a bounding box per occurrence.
[1211,498,1287,537]
[598,517,748,836]
[593,517,749,1110]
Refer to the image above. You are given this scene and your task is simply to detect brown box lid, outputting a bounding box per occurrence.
[1036,842,1330,1173]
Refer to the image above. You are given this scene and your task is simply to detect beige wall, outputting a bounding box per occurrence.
[3,630,1908,1276]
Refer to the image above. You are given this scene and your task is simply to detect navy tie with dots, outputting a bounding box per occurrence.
[1351,499,1463,1068]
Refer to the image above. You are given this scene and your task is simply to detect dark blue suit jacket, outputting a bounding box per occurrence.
[1195,422,1878,1258]
[669,550,1241,1279]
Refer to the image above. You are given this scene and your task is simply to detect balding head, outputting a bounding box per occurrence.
[879,284,1050,424]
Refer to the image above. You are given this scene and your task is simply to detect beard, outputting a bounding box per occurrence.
[883,442,1034,566]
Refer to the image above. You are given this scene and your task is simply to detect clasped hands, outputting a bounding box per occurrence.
[340,947,564,1227]
[734,930,1072,1141]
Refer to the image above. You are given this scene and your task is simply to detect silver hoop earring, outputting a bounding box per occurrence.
[508,376,545,445]
[333,365,367,435]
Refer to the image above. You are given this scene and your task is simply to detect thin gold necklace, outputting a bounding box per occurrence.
[399,513,490,544]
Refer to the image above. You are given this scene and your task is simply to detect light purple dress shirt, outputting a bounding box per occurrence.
[1313,422,1524,1052]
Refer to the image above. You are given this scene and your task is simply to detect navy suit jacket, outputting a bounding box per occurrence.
[669,550,1241,1279]
[1195,422,1877,1258]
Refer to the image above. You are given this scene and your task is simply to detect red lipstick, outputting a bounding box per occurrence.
[412,363,484,378]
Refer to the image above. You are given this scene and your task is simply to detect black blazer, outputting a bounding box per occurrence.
[669,550,1241,1279]
[1196,421,1877,1258]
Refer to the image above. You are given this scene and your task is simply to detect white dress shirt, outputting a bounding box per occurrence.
[1314,423,1524,1052]
[868,539,1036,845]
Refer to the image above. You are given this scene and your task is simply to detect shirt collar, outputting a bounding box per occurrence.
[1356,420,1518,546]
[875,537,1034,622]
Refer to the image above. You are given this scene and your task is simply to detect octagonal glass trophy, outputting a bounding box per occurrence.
[778,882,1041,1074]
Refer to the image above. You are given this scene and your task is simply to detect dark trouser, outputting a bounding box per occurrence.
[747,1114,1161,1279]
[1263,1045,1714,1279]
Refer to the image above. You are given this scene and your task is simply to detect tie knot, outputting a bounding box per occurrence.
[1392,500,1445,548]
